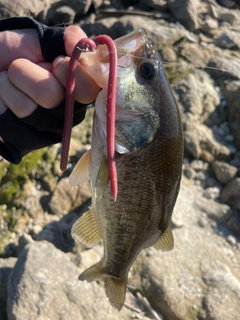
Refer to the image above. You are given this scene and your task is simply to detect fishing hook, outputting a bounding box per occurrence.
[60,35,118,201]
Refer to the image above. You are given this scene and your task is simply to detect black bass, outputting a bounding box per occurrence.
[70,29,183,310]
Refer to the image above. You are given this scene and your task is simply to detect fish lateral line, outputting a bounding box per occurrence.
[60,35,118,201]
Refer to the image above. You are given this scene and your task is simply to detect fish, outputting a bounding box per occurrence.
[69,29,183,311]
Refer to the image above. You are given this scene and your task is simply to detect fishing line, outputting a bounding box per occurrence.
[90,48,240,74]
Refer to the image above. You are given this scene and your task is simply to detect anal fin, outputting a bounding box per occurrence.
[71,207,101,247]
[153,223,174,251]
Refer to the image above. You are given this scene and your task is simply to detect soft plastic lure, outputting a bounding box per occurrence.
[60,35,118,201]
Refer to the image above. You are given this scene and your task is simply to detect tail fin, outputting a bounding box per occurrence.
[78,261,127,311]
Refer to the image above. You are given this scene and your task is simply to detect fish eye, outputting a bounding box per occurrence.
[139,62,157,80]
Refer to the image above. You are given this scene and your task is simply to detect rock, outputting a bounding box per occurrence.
[226,211,240,236]
[60,0,92,15]
[17,233,34,256]
[201,261,240,320]
[44,6,75,25]
[218,0,236,8]
[172,69,221,124]
[212,161,238,184]
[7,241,148,320]
[0,257,17,320]
[130,183,240,320]
[167,0,200,31]
[83,16,187,49]
[222,80,240,150]
[221,178,240,209]
[219,11,239,24]
[36,211,78,251]
[184,123,231,162]
[194,195,231,221]
[214,30,240,49]
[202,187,221,200]
[0,0,49,18]
[207,56,240,81]
[48,178,91,216]
[201,15,219,32]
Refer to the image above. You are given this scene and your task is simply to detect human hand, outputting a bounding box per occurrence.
[0,25,100,121]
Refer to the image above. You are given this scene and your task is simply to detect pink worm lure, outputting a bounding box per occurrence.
[60,35,118,201]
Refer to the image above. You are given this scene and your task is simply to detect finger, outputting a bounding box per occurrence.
[64,26,87,57]
[8,58,65,109]
[0,29,42,71]
[53,56,100,104]
[0,71,38,118]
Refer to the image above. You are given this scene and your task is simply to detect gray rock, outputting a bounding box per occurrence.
[221,178,240,209]
[201,15,218,32]
[212,161,238,184]
[184,123,231,163]
[172,69,220,124]
[0,258,17,320]
[218,0,236,8]
[226,212,240,237]
[208,56,240,81]
[222,80,240,150]
[194,195,231,221]
[17,233,34,256]
[48,178,91,216]
[202,187,221,200]
[83,16,187,49]
[60,0,92,15]
[214,30,240,49]
[201,261,240,320]
[44,6,75,25]
[167,0,200,31]
[0,0,49,18]
[7,241,147,320]
[130,182,240,320]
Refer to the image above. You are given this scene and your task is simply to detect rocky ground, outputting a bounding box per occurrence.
[0,0,240,319]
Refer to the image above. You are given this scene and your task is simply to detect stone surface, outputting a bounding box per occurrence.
[0,257,17,320]
[212,160,238,184]
[7,241,151,320]
[48,178,91,216]
[167,0,200,31]
[0,0,49,18]
[130,182,240,320]
[184,123,231,163]
[221,178,240,209]
[222,80,240,150]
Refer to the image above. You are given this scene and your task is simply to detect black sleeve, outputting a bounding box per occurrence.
[0,16,88,164]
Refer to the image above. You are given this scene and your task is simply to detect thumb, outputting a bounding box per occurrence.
[53,56,100,104]
[64,26,88,57]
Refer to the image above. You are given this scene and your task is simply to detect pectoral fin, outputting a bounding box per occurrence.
[69,149,91,186]
[94,158,109,200]
[71,207,101,247]
[153,223,174,251]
